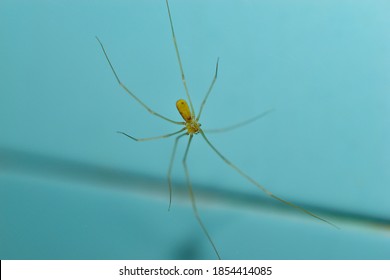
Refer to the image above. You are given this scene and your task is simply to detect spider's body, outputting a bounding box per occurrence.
[176,99,201,135]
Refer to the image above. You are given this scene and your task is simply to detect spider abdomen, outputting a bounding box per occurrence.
[176,99,192,122]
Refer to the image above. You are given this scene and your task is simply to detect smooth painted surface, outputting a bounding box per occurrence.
[1,0,389,259]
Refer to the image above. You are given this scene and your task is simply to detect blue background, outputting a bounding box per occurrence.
[1,0,389,259]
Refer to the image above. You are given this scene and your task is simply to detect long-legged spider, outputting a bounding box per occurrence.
[97,0,337,260]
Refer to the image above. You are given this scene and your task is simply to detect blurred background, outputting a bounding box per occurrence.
[1,0,389,259]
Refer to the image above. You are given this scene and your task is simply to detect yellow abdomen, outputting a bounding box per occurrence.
[176,99,192,122]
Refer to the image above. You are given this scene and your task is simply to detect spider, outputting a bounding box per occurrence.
[96,0,337,260]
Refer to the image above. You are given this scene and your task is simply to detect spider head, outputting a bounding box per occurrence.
[186,120,201,135]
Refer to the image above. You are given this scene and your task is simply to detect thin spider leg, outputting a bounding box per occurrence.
[197,58,219,121]
[165,0,195,116]
[203,108,275,133]
[118,128,186,142]
[182,135,222,259]
[96,37,184,125]
[167,132,188,211]
[200,130,339,229]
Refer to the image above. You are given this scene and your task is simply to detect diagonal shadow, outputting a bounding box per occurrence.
[1,146,389,232]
